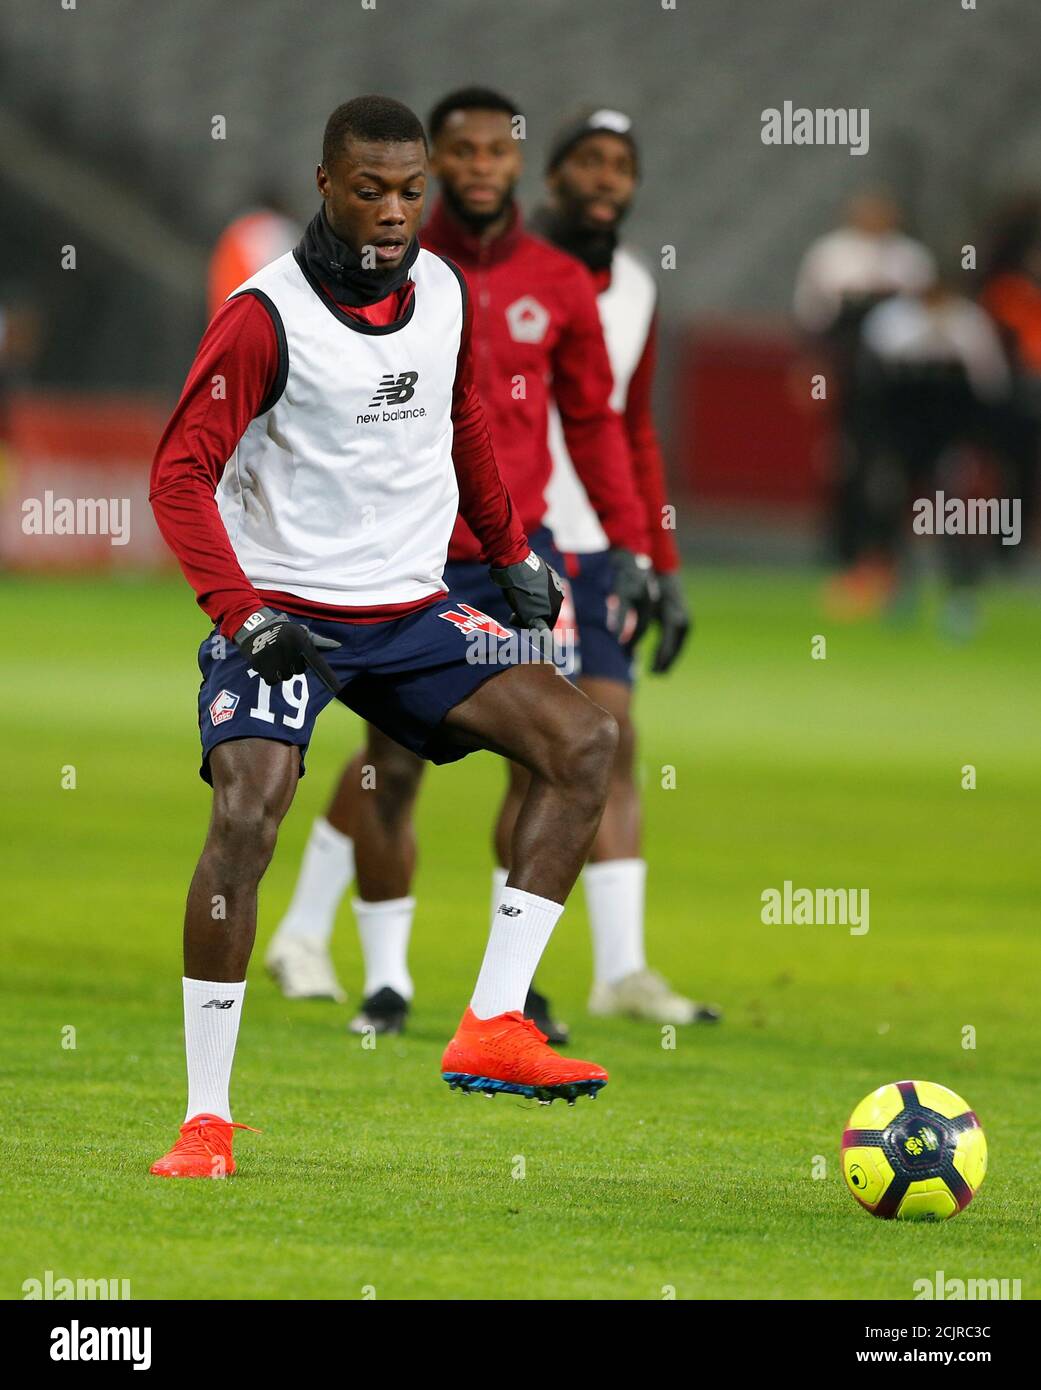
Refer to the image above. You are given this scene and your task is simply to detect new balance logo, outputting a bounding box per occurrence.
[250,629,279,655]
[497,905,522,917]
[202,999,235,1009]
[368,371,418,407]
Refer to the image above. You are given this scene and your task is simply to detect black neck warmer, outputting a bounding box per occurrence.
[295,205,420,307]
[530,204,618,272]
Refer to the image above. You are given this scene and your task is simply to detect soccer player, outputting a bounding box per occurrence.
[793,190,936,614]
[147,96,621,1178]
[526,108,714,1024]
[858,268,1009,636]
[207,190,300,320]
[266,88,653,1040]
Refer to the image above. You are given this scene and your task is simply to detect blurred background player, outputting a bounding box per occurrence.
[525,108,716,1024]
[794,189,936,615]
[0,288,42,457]
[207,188,301,320]
[857,265,1009,637]
[265,87,653,1039]
[979,195,1041,558]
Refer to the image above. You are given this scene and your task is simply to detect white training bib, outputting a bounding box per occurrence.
[543,245,657,554]
[217,247,464,607]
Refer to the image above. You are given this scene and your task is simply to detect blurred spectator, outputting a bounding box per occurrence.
[794,189,936,606]
[0,289,43,441]
[858,271,1009,636]
[207,190,301,319]
[979,195,1041,556]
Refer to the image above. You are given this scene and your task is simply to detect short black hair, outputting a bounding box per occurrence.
[427,86,521,142]
[322,95,427,168]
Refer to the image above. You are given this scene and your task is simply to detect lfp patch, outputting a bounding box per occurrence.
[209,689,240,726]
[438,604,512,639]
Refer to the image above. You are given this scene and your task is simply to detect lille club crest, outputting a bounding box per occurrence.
[209,689,240,726]
[439,604,512,638]
[505,295,550,344]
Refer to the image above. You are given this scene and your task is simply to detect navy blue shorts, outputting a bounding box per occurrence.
[196,592,548,785]
[562,549,634,687]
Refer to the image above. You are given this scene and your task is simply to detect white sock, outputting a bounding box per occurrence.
[584,858,647,985]
[490,865,509,926]
[470,886,563,1019]
[275,817,354,947]
[182,977,246,1123]
[354,897,415,1000]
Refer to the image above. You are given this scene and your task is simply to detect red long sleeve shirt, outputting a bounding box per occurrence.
[619,310,680,574]
[420,201,651,563]
[149,271,529,637]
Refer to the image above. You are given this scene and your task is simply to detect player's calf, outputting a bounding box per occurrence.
[187,740,299,981]
[503,679,618,899]
[352,727,425,901]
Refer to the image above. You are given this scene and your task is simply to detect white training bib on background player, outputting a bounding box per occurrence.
[543,246,657,553]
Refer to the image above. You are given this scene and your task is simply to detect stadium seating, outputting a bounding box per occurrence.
[2,0,1039,387]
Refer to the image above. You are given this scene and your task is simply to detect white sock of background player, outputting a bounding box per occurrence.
[353,896,415,1001]
[584,858,647,984]
[274,817,353,947]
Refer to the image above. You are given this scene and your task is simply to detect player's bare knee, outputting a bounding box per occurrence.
[369,744,424,824]
[209,780,284,873]
[559,705,618,800]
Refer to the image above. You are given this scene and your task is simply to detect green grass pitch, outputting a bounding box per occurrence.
[1,569,1039,1300]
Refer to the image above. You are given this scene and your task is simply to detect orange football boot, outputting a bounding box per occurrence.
[442,1008,607,1104]
[149,1113,259,1178]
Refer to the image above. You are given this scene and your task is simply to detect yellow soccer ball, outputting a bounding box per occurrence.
[841,1080,987,1220]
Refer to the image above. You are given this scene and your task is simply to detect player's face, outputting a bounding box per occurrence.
[549,133,636,231]
[430,109,522,223]
[846,191,900,237]
[317,139,427,270]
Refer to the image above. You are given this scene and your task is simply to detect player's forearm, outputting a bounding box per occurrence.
[624,314,680,571]
[451,392,530,566]
[149,474,263,637]
[627,425,680,572]
[453,460,530,567]
[448,296,529,566]
[563,415,651,555]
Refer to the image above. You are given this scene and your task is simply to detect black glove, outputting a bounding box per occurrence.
[650,570,692,674]
[608,549,655,649]
[233,607,342,694]
[489,550,565,632]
